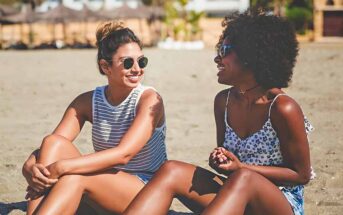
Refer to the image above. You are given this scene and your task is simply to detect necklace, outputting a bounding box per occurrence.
[238,85,260,95]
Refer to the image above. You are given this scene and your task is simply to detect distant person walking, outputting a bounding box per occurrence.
[22,21,167,214]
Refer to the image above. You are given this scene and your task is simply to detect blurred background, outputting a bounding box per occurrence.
[0,0,342,50]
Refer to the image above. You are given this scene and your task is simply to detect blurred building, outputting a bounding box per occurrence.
[314,0,343,41]
[36,0,140,12]
[37,0,250,16]
[186,0,249,16]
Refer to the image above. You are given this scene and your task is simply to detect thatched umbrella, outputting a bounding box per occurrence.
[0,4,19,42]
[0,4,18,17]
[104,4,151,19]
[103,4,157,45]
[149,6,165,19]
[80,4,107,22]
[39,4,80,23]
[38,4,80,42]
[1,5,39,45]
[144,6,165,46]
[2,6,38,24]
[79,4,109,42]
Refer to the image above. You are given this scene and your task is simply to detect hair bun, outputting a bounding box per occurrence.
[96,21,125,47]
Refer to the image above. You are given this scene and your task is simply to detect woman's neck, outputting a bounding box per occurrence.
[233,84,267,105]
[105,84,134,106]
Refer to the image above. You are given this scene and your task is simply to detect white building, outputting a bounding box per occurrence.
[186,0,250,16]
[36,0,140,12]
[36,0,250,15]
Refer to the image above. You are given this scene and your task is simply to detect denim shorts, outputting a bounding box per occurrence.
[133,173,153,184]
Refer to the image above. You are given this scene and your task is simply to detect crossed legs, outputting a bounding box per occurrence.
[26,134,144,215]
[27,134,82,214]
[124,160,224,214]
[36,170,144,215]
[124,160,294,215]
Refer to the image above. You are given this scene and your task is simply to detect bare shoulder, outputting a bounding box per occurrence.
[214,88,230,111]
[70,91,93,107]
[139,88,163,105]
[270,94,304,121]
[137,88,164,115]
[69,90,94,122]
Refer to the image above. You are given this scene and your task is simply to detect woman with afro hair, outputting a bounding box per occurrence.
[124,9,314,215]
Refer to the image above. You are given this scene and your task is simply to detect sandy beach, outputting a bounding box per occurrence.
[0,42,342,214]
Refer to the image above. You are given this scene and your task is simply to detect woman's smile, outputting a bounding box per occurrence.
[126,73,142,83]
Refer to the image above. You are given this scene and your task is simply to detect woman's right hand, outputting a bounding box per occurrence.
[209,148,227,175]
[24,163,58,193]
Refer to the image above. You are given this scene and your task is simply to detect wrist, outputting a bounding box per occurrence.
[55,161,65,177]
[238,162,246,169]
[57,160,70,176]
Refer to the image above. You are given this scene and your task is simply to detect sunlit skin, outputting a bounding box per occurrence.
[123,38,311,215]
[22,42,165,215]
[102,43,145,92]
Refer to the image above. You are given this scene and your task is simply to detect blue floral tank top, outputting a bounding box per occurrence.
[222,89,314,215]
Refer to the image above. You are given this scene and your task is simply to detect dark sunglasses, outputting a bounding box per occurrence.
[218,45,234,58]
[122,56,148,70]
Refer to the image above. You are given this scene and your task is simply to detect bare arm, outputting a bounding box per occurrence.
[246,96,311,185]
[52,91,92,141]
[209,90,228,173]
[22,91,92,188]
[214,90,228,147]
[215,96,312,186]
[48,89,164,177]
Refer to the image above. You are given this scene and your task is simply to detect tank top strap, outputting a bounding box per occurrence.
[224,88,232,126]
[268,93,288,118]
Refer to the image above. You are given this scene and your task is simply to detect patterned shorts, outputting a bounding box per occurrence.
[280,185,304,215]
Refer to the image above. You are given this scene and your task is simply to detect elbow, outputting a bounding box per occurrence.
[22,163,27,176]
[22,161,31,177]
[118,153,133,165]
[298,172,311,185]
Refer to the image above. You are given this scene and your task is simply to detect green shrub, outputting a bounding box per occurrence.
[286,7,312,35]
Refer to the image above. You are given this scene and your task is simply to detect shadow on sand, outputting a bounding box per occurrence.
[0,201,27,214]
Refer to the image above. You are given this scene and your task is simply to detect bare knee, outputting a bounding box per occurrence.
[153,160,189,187]
[58,174,85,191]
[40,134,68,151]
[158,160,186,177]
[39,134,80,165]
[225,168,256,188]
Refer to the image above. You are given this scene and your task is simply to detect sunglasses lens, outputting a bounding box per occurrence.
[138,57,148,69]
[219,45,233,58]
[219,46,225,57]
[123,58,134,69]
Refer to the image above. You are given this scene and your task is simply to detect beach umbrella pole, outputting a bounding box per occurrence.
[51,23,56,42]
[83,21,87,42]
[62,22,67,44]
[20,24,24,42]
[0,24,3,49]
[28,23,33,46]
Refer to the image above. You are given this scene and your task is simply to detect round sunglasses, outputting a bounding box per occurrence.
[122,56,148,70]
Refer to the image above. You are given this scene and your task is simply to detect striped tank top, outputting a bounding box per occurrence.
[92,84,167,177]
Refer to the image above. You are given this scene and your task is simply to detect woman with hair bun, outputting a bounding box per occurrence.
[22,21,167,214]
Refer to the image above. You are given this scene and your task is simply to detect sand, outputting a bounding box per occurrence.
[0,43,342,214]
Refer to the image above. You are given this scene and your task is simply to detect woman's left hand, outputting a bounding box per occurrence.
[215,147,243,173]
[46,161,65,179]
